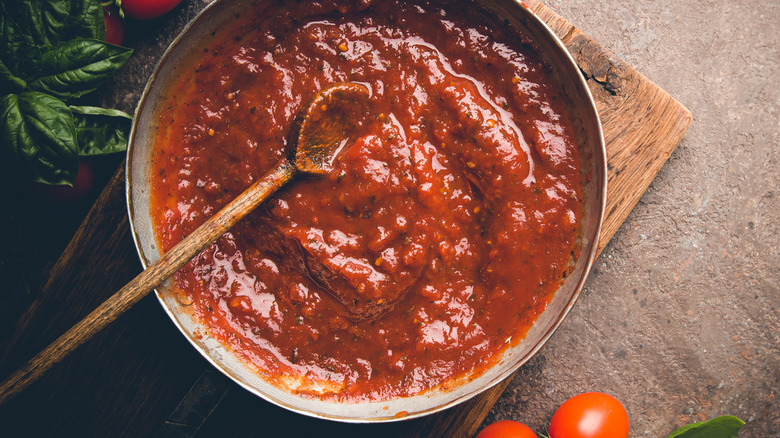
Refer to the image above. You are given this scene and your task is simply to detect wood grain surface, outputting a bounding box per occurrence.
[0,1,690,436]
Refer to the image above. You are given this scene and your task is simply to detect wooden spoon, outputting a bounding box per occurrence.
[0,82,371,404]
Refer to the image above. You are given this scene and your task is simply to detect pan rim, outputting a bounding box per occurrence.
[125,0,607,423]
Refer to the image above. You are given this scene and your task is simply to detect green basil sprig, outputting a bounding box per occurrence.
[70,105,132,156]
[1,92,78,185]
[0,0,132,186]
[666,415,745,438]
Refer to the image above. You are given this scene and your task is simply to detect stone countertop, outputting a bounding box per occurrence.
[0,1,776,436]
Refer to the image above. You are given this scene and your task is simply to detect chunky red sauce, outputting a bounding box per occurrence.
[151,0,583,401]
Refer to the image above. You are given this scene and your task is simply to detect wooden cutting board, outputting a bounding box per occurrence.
[0,1,691,436]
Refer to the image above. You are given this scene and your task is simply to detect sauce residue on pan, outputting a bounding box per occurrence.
[150,0,583,401]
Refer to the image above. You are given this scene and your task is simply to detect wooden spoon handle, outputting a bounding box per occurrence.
[0,158,297,405]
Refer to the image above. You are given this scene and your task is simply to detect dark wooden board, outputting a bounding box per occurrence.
[0,1,690,436]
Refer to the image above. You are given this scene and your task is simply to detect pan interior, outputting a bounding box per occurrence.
[126,0,606,422]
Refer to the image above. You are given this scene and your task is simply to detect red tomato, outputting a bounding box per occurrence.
[120,0,183,20]
[103,7,124,45]
[477,420,537,438]
[548,392,629,438]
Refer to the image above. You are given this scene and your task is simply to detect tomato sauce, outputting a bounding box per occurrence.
[150,0,583,401]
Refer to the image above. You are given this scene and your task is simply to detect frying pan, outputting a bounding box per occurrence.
[126,0,607,422]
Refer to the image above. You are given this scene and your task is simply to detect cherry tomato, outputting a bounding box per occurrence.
[477,420,537,438]
[35,158,95,204]
[120,0,183,20]
[103,7,124,45]
[548,392,629,438]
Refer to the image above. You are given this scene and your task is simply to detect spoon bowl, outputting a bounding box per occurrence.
[291,82,372,174]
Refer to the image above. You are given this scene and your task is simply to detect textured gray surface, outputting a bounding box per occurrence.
[481,1,780,436]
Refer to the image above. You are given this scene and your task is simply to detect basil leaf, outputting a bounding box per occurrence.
[28,38,132,100]
[0,0,39,77]
[0,0,102,49]
[666,415,745,438]
[0,0,45,48]
[0,92,78,185]
[0,58,27,93]
[41,0,105,45]
[70,105,132,156]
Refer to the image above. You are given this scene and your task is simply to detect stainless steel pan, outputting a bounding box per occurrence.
[126,0,606,422]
